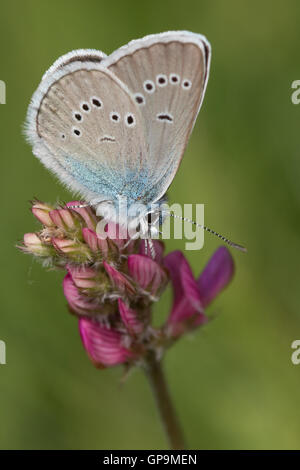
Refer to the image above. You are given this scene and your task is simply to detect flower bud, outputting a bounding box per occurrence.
[23,233,53,256]
[32,201,55,227]
[52,237,92,263]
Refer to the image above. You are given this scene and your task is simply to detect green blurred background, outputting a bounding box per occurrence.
[0,0,300,450]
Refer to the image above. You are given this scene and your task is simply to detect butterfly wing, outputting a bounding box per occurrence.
[103,31,211,202]
[26,60,149,206]
[41,49,107,81]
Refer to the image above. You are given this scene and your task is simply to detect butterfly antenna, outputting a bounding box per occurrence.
[169,212,247,253]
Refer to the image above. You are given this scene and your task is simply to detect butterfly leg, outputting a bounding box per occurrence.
[144,240,148,257]
[68,199,113,210]
[148,238,156,260]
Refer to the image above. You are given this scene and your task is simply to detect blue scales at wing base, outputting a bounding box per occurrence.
[65,156,168,206]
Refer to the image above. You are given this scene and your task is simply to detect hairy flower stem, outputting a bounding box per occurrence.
[144,353,186,450]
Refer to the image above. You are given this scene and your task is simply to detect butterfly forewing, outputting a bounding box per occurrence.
[104,31,211,202]
[28,64,148,204]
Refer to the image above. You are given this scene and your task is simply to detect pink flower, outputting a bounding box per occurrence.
[49,209,77,230]
[79,317,134,367]
[164,247,234,337]
[128,253,167,296]
[23,233,46,254]
[63,273,102,316]
[118,298,144,335]
[31,201,54,227]
[103,262,135,294]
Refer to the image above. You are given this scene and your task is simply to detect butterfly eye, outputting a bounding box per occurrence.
[72,127,81,137]
[81,102,90,112]
[170,73,180,84]
[156,74,168,87]
[91,97,102,108]
[125,113,136,127]
[143,80,155,94]
[182,79,192,90]
[110,111,120,123]
[134,93,145,105]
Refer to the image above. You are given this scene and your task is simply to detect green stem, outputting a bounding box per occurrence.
[144,353,186,450]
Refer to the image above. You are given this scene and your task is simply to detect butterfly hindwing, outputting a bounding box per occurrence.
[103,31,211,202]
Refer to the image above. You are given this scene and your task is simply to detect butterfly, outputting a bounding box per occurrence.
[25,31,211,229]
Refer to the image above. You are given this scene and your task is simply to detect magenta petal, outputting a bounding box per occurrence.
[164,251,206,326]
[118,299,143,334]
[128,254,167,295]
[197,246,234,307]
[82,228,98,253]
[84,225,108,256]
[63,273,100,315]
[103,262,135,293]
[67,265,97,289]
[139,240,165,263]
[79,317,133,366]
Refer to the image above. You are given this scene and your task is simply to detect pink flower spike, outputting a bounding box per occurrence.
[66,201,97,230]
[79,317,133,367]
[164,251,206,326]
[197,246,234,307]
[118,299,144,335]
[103,262,135,294]
[128,254,167,296]
[82,228,98,253]
[63,273,100,315]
